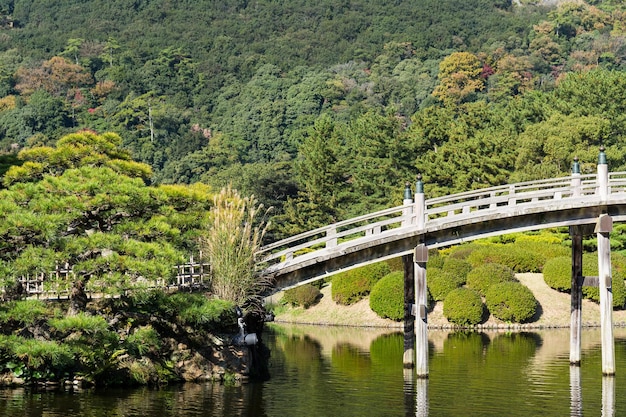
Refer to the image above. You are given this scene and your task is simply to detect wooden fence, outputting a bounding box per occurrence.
[6,256,211,299]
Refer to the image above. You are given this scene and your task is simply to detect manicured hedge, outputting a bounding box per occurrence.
[428,250,445,269]
[443,288,484,326]
[332,262,391,305]
[581,253,626,309]
[369,271,404,321]
[466,263,516,296]
[543,253,626,309]
[467,244,544,273]
[282,284,322,309]
[485,281,538,323]
[542,256,571,292]
[427,267,464,302]
[442,257,472,281]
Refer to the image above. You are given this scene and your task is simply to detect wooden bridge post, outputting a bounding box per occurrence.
[569,225,583,365]
[402,179,416,368]
[570,158,584,365]
[598,146,609,200]
[402,182,413,227]
[414,175,425,229]
[597,213,615,375]
[403,254,415,368]
[414,244,429,378]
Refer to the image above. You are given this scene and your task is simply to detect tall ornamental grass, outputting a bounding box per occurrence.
[200,186,271,308]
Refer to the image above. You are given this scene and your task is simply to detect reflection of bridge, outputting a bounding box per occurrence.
[260,149,622,377]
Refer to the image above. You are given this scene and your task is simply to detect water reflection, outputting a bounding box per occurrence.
[2,326,626,416]
[602,376,615,417]
[570,365,582,416]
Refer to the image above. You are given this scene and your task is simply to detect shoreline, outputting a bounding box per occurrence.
[272,273,626,330]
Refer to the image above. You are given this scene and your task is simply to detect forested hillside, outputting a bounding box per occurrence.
[2,0,626,239]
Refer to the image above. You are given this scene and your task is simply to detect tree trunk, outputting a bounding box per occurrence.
[68,278,89,316]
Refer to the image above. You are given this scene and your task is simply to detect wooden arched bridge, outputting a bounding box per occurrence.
[259,149,623,378]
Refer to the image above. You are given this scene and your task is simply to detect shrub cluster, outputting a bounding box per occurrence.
[485,281,538,323]
[581,253,626,309]
[427,267,464,302]
[442,257,472,280]
[467,244,544,272]
[332,262,391,305]
[543,253,626,309]
[443,288,484,326]
[466,263,516,296]
[282,284,322,309]
[444,243,483,260]
[369,271,404,321]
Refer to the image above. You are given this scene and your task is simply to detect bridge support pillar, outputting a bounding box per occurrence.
[414,244,429,378]
[569,225,584,366]
[597,214,615,375]
[403,254,415,368]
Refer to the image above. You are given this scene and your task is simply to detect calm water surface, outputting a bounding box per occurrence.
[2,325,626,416]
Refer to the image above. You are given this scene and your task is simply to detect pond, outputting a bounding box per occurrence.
[1,324,626,416]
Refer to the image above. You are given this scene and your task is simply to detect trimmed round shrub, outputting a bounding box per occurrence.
[445,243,482,260]
[467,244,544,272]
[466,263,516,296]
[428,250,445,269]
[282,284,322,309]
[427,267,464,302]
[543,256,571,292]
[385,257,403,272]
[442,258,472,281]
[485,281,538,323]
[369,271,404,321]
[332,262,391,305]
[443,288,484,326]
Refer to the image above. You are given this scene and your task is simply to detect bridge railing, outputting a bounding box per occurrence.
[259,169,626,269]
[259,205,409,264]
[423,174,598,222]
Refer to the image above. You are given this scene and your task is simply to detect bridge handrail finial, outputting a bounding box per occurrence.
[416,174,424,194]
[598,146,607,165]
[404,182,413,200]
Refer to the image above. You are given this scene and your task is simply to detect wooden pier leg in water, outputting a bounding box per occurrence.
[570,226,583,366]
[414,244,428,378]
[403,254,415,368]
[597,214,615,375]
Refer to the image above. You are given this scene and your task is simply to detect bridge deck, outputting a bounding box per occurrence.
[260,171,626,290]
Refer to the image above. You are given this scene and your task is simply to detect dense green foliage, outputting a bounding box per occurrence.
[2,0,626,242]
[442,258,473,281]
[369,271,404,321]
[443,288,484,326]
[427,268,465,302]
[485,281,538,323]
[0,131,215,310]
[332,262,391,305]
[466,244,546,272]
[0,293,237,385]
[282,284,322,309]
[466,263,517,296]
